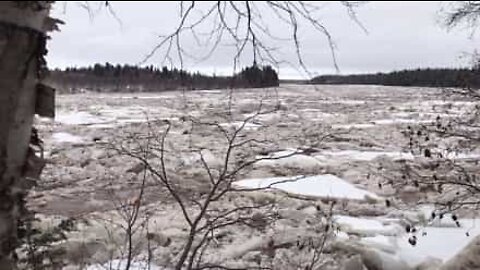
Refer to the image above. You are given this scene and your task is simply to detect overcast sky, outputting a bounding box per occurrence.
[47,1,479,79]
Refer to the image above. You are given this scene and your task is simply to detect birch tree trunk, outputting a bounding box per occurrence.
[0,2,55,268]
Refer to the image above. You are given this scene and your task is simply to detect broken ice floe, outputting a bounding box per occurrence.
[258,149,414,166]
[332,123,377,129]
[372,118,433,125]
[332,118,433,130]
[219,121,262,130]
[316,150,414,161]
[334,215,402,237]
[254,149,323,169]
[235,174,379,201]
[334,209,480,268]
[394,218,480,266]
[56,111,113,126]
[86,259,162,270]
[51,132,84,143]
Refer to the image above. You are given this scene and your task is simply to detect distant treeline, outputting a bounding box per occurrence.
[48,63,279,93]
[310,68,480,88]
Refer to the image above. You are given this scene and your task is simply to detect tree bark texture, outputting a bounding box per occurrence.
[0,2,53,269]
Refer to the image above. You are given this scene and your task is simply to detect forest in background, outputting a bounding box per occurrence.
[310,67,480,88]
[49,65,480,93]
[48,63,279,93]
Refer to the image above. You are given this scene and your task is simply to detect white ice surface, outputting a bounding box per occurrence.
[447,152,480,160]
[360,235,398,253]
[120,95,167,99]
[86,259,163,270]
[395,219,480,266]
[316,150,414,161]
[87,123,117,129]
[182,150,221,167]
[219,121,262,130]
[235,174,379,200]
[255,150,323,169]
[332,123,376,129]
[314,99,366,105]
[373,118,433,125]
[56,111,113,125]
[334,215,402,236]
[332,118,433,129]
[298,109,338,120]
[334,212,480,267]
[96,106,152,123]
[51,132,84,143]
[256,149,413,166]
[197,89,223,94]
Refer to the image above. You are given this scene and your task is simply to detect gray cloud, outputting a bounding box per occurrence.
[47,1,479,79]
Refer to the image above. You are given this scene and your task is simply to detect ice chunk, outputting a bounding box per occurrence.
[86,259,162,270]
[316,150,414,161]
[51,132,83,143]
[236,174,380,201]
[56,111,113,125]
[395,219,480,266]
[255,150,323,169]
[219,121,262,130]
[332,123,376,129]
[334,215,402,236]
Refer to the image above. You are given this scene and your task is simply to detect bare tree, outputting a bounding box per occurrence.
[103,99,335,270]
[443,1,480,33]
[0,1,362,268]
[367,4,480,255]
[386,1,480,214]
[142,1,365,73]
[105,159,151,270]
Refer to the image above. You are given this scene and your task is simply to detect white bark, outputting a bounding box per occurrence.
[0,2,53,268]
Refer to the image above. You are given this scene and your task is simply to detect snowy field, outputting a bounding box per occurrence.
[30,85,480,269]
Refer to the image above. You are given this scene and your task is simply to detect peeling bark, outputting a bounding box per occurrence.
[0,2,53,268]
